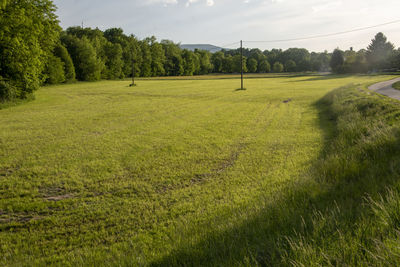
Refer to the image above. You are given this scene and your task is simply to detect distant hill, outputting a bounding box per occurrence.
[180,44,227,52]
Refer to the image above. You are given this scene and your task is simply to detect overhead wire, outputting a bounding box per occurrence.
[243,19,400,44]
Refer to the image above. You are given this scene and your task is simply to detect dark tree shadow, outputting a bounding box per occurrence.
[286,74,354,82]
[150,87,400,266]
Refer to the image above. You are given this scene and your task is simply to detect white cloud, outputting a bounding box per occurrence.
[185,0,214,7]
[185,0,198,7]
[145,0,178,6]
[312,1,342,13]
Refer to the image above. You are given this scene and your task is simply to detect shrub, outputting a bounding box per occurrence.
[0,77,17,101]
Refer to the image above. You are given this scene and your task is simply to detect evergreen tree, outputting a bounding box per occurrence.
[366,32,395,70]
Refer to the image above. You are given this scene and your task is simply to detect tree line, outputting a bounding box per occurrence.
[1,0,400,102]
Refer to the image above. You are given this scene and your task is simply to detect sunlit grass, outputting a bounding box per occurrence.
[0,74,398,265]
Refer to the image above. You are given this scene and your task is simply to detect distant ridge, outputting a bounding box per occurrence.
[180,44,226,52]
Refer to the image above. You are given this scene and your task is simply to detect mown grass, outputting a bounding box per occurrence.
[0,74,399,266]
[393,81,400,90]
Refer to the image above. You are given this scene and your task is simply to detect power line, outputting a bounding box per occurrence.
[244,19,400,43]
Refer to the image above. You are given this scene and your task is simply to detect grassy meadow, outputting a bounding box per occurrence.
[1,74,400,266]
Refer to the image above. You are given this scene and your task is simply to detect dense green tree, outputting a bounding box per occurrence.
[264,49,282,66]
[285,60,297,72]
[195,50,213,75]
[353,50,368,73]
[366,32,395,70]
[182,50,196,76]
[330,49,345,73]
[0,0,60,99]
[193,53,201,75]
[343,49,356,73]
[103,42,123,79]
[149,38,166,76]
[62,35,103,81]
[162,40,184,76]
[44,55,65,84]
[310,51,330,72]
[222,55,234,73]
[140,40,152,77]
[247,58,258,73]
[258,60,271,73]
[392,48,400,70]
[53,42,76,82]
[104,28,141,77]
[273,62,284,73]
[280,48,311,71]
[232,55,247,73]
[211,51,225,73]
[66,27,108,77]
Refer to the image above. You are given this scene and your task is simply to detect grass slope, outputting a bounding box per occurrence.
[393,81,400,90]
[0,74,398,265]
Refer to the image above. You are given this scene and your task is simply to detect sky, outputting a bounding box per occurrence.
[53,0,400,52]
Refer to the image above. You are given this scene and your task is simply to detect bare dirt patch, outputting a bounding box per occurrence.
[45,194,74,201]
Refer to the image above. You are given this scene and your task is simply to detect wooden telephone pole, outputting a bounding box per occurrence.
[240,40,243,90]
[130,59,136,87]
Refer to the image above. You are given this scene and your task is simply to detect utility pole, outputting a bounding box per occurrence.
[240,40,244,90]
[130,59,136,87]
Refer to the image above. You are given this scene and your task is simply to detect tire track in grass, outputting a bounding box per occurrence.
[156,101,275,193]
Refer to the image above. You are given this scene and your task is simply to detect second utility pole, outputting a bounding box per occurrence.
[240,40,243,90]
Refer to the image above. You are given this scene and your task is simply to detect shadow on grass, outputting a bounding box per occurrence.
[136,73,316,81]
[151,85,400,266]
[287,74,354,83]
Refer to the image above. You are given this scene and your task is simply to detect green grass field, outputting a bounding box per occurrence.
[1,74,400,266]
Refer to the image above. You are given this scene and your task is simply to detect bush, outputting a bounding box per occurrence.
[0,78,17,101]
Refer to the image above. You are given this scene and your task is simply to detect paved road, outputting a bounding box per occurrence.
[368,77,400,100]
